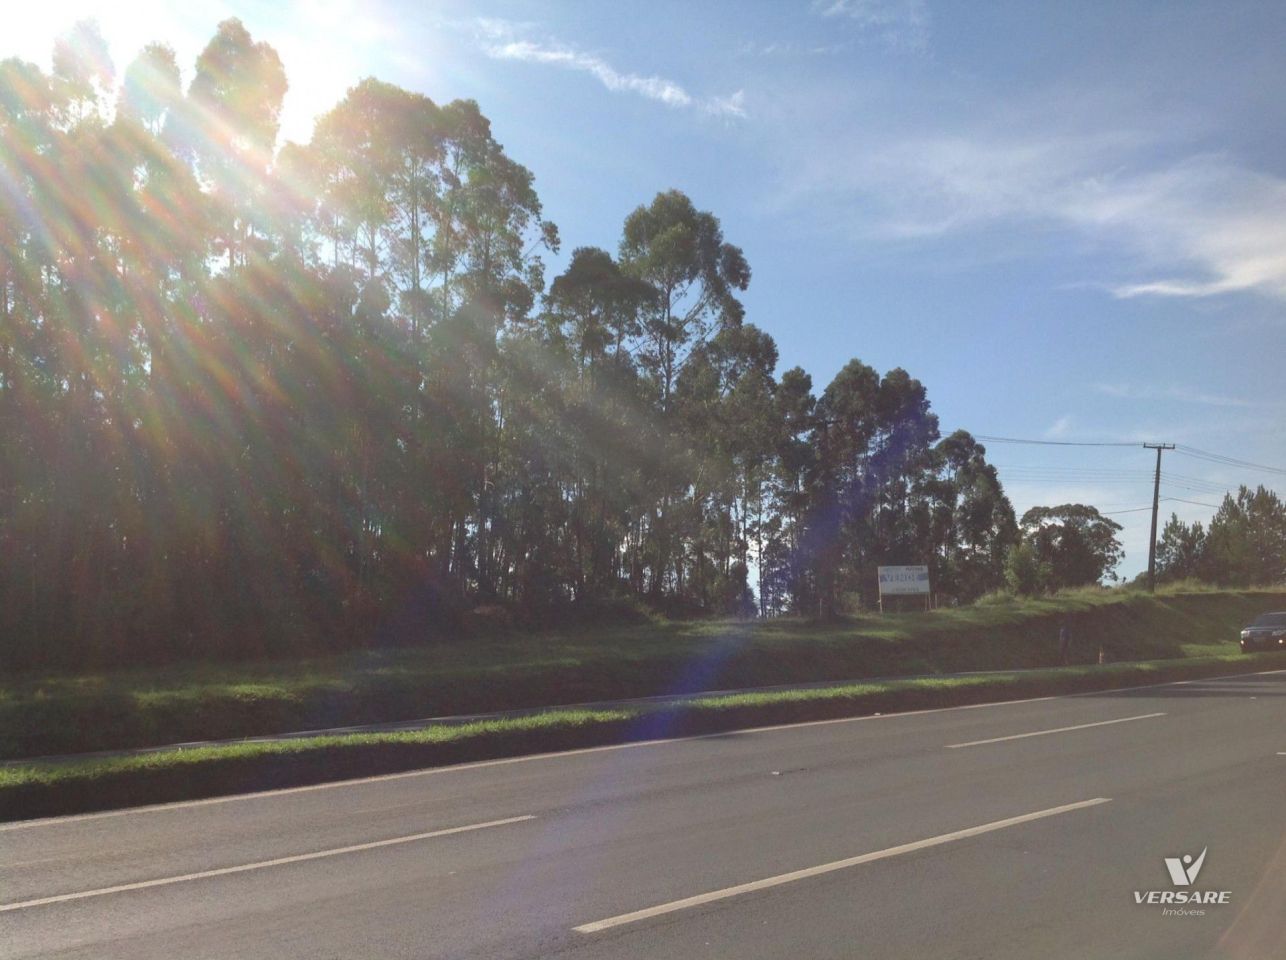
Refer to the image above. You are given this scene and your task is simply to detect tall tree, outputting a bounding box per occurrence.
[187,18,287,268]
[0,21,1039,670]
[620,190,750,410]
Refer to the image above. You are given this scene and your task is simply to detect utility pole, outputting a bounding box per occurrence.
[1144,442,1175,592]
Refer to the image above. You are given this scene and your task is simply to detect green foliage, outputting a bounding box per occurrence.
[1156,486,1286,587]
[1017,503,1124,590]
[1156,513,1207,581]
[1203,486,1286,585]
[7,15,1265,678]
[1004,541,1050,596]
[15,16,1267,675]
[1,19,1039,670]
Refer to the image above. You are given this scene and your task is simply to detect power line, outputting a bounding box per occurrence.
[981,432,1278,587]
[977,435,1139,447]
[1101,496,1223,515]
[1159,476,1230,496]
[1003,477,1162,486]
[994,465,1156,478]
[994,464,1154,478]
[1174,445,1286,477]
[978,435,1285,478]
[1162,470,1232,488]
[999,472,1153,480]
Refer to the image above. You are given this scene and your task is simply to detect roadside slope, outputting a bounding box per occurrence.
[3,588,1282,760]
[4,652,1285,821]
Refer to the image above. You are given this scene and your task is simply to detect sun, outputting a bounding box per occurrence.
[2,1,434,147]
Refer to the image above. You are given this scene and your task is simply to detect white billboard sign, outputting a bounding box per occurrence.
[878,565,930,595]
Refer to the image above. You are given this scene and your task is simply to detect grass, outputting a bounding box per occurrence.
[4,649,1284,821]
[0,709,632,790]
[3,585,1283,761]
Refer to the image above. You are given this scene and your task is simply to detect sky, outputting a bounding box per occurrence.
[7,0,1286,578]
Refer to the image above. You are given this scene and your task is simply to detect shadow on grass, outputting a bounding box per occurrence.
[4,651,1284,823]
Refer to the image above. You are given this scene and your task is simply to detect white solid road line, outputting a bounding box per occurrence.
[7,668,1280,833]
[574,797,1112,934]
[944,712,1166,749]
[0,815,535,913]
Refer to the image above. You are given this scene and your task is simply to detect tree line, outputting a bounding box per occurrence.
[2,21,1135,668]
[1154,486,1286,587]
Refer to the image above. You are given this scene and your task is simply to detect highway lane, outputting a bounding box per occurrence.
[2,670,1283,959]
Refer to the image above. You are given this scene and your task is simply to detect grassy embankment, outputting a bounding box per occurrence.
[2,585,1282,761]
[3,649,1285,821]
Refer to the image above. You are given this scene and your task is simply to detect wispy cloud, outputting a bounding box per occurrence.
[475,19,746,119]
[813,0,930,50]
[1092,383,1257,408]
[1094,159,1286,301]
[779,112,1286,303]
[738,40,852,58]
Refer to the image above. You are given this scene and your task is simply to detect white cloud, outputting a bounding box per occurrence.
[813,0,929,50]
[1069,156,1286,301]
[1044,415,1074,439]
[781,117,1286,303]
[476,20,745,119]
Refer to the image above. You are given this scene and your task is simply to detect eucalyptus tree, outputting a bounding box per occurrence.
[805,359,880,617]
[619,190,750,411]
[307,78,404,282]
[760,367,816,615]
[0,18,1041,669]
[616,191,750,598]
[0,56,59,653]
[186,18,287,269]
[542,247,652,596]
[674,323,778,611]
[914,431,1017,601]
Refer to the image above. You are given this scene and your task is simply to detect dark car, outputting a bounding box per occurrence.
[1240,612,1286,652]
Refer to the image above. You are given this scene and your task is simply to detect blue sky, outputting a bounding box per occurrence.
[9,0,1286,577]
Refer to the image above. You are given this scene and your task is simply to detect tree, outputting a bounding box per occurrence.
[1018,504,1123,589]
[1155,513,1207,582]
[0,20,1038,669]
[620,190,750,410]
[800,362,942,617]
[919,431,1019,601]
[1201,486,1286,586]
[187,18,287,268]
[761,367,816,616]
[1004,541,1051,596]
[118,43,182,135]
[674,323,779,613]
[51,19,114,121]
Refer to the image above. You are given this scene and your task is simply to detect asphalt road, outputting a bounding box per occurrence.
[3,669,1284,959]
